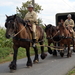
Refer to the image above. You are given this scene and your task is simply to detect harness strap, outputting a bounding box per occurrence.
[13,37,44,43]
[13,37,33,42]
[47,30,59,40]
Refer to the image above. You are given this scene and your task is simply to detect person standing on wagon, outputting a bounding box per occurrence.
[24,4,38,47]
[64,14,75,38]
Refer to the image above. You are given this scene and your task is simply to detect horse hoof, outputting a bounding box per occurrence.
[10,69,16,73]
[53,54,57,56]
[60,53,64,57]
[67,55,69,58]
[27,66,32,68]
[67,54,70,58]
[67,54,71,58]
[53,52,57,56]
[33,60,39,64]
[48,50,52,54]
[9,62,17,70]
[40,53,47,60]
[73,49,75,52]
[26,62,32,67]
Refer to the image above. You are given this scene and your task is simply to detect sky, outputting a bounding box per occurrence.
[0,0,75,27]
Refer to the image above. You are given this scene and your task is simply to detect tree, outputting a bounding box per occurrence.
[16,0,43,19]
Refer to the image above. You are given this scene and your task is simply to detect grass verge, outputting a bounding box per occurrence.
[0,45,48,64]
[66,67,75,75]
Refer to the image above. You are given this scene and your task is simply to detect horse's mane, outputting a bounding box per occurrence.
[16,16,25,25]
[45,24,56,32]
[6,14,25,26]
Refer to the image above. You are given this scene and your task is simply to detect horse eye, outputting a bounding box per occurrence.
[8,21,10,23]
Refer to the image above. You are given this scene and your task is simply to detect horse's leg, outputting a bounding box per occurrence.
[60,43,64,57]
[26,47,32,67]
[33,46,39,63]
[9,45,18,71]
[40,41,47,60]
[53,50,57,56]
[67,43,72,57]
[73,39,75,52]
[48,40,52,54]
[53,43,57,56]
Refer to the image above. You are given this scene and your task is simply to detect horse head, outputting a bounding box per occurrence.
[5,14,19,38]
[45,24,54,39]
[59,23,65,30]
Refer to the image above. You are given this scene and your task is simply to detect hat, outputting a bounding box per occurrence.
[67,14,71,17]
[27,4,33,8]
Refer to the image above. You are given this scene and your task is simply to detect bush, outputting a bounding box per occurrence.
[0,47,13,59]
[0,28,13,48]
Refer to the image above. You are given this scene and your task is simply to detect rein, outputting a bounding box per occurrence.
[47,30,59,39]
[14,27,25,37]
[47,30,72,43]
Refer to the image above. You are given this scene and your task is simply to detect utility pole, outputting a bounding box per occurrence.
[32,0,35,10]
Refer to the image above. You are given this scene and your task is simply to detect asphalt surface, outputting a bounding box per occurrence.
[0,52,75,75]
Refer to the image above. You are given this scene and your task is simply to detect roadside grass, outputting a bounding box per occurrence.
[0,46,48,64]
[66,67,75,75]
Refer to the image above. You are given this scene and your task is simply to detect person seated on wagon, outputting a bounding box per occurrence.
[64,14,75,38]
[24,4,38,47]
[57,19,64,29]
[60,19,64,24]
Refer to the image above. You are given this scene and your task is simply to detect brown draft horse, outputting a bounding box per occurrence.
[45,24,58,56]
[5,14,47,71]
[56,23,75,57]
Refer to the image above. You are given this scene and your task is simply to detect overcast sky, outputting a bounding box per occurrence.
[0,0,75,27]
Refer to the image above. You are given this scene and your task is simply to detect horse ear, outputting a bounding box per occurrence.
[5,15,8,18]
[44,24,47,27]
[14,14,16,19]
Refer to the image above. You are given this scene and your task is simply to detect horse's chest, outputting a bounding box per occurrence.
[60,39,71,44]
[13,40,30,48]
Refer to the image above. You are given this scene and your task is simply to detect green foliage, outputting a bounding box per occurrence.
[0,47,13,59]
[16,0,43,19]
[66,68,75,75]
[38,18,43,26]
[0,28,13,48]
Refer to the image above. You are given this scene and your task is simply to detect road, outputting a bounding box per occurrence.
[0,52,75,75]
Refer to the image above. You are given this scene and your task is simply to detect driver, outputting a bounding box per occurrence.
[24,4,38,47]
[64,14,75,38]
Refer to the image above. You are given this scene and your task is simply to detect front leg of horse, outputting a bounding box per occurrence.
[48,41,52,54]
[9,46,18,72]
[40,42,47,60]
[33,46,39,63]
[26,48,32,67]
[52,43,58,56]
[59,44,64,57]
[67,44,72,57]
[72,39,75,52]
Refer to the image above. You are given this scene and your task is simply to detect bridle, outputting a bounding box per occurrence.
[6,19,26,38]
[46,26,60,40]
